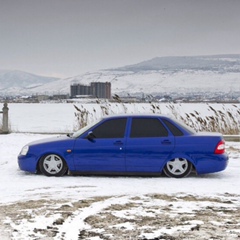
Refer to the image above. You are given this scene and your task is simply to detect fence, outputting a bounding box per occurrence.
[0,102,9,134]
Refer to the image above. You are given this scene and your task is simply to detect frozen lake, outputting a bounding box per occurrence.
[4,102,240,134]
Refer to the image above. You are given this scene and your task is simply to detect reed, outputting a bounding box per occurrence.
[74,99,240,135]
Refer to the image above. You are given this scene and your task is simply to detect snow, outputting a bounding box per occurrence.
[0,102,240,239]
[52,69,240,96]
[7,102,240,134]
[1,133,239,204]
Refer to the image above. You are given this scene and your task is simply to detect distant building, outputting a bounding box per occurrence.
[70,82,111,99]
[91,82,111,99]
[70,84,91,97]
[36,95,49,102]
[52,94,69,100]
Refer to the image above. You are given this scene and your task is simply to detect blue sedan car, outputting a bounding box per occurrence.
[18,114,228,178]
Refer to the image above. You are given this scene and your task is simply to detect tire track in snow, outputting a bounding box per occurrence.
[55,195,130,240]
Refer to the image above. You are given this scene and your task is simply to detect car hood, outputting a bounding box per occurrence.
[27,135,72,147]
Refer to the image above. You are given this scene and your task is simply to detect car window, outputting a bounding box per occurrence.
[168,118,195,134]
[130,118,168,138]
[92,118,127,138]
[162,119,184,136]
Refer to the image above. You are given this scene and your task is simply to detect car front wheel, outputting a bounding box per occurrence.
[163,158,192,178]
[39,154,68,177]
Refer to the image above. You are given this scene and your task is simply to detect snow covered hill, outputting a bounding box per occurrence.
[1,54,240,96]
[0,70,59,96]
[49,54,240,96]
[116,54,240,72]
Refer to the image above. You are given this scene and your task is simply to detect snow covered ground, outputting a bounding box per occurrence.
[0,134,239,240]
[0,102,240,239]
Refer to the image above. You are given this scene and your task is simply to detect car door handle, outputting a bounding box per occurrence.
[161,140,172,145]
[114,141,124,146]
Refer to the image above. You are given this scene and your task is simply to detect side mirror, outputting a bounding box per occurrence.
[87,131,96,140]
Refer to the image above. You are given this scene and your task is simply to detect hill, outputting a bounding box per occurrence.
[1,55,240,97]
[0,70,59,96]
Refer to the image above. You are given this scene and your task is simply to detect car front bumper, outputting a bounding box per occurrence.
[18,154,39,173]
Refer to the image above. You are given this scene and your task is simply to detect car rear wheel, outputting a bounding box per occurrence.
[163,158,192,178]
[39,154,68,176]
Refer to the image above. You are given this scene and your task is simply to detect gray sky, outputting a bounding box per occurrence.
[1,0,240,77]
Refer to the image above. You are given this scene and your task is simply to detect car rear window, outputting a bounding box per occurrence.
[162,119,184,136]
[130,118,168,138]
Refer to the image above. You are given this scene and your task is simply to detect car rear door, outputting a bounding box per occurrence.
[73,117,127,172]
[125,117,174,173]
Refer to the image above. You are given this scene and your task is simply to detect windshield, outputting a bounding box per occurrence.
[72,118,102,138]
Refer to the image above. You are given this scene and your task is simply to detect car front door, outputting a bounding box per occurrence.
[125,117,174,173]
[73,117,127,172]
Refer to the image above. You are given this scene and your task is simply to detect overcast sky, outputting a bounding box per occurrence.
[1,0,240,78]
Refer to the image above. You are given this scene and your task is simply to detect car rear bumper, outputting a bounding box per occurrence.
[194,153,229,174]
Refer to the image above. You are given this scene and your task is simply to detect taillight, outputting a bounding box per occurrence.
[214,140,225,154]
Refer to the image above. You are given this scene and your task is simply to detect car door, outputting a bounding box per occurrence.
[73,117,127,172]
[125,117,174,173]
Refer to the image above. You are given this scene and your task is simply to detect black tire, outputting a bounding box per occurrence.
[163,158,192,178]
[39,154,68,177]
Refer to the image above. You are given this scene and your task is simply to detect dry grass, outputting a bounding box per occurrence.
[74,97,240,135]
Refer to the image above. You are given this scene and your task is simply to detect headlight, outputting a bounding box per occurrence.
[20,145,29,156]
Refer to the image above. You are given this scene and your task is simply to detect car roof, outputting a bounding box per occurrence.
[102,113,170,119]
